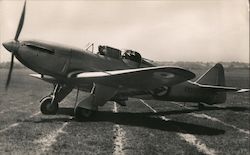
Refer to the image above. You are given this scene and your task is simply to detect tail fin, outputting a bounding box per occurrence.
[195,63,225,86]
[195,63,226,104]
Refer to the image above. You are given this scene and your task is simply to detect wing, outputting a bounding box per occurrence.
[72,66,195,90]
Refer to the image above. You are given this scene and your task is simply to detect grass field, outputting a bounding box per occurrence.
[0,68,249,155]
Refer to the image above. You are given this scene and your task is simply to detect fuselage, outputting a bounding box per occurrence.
[15,40,135,78]
[4,39,225,105]
[151,81,226,105]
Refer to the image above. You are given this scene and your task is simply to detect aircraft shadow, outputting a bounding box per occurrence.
[190,105,250,113]
[51,107,225,136]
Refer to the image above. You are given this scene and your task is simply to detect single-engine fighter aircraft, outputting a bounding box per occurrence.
[2,1,249,119]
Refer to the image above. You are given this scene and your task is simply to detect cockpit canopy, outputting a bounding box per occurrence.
[122,50,142,65]
[98,45,121,59]
[97,45,143,67]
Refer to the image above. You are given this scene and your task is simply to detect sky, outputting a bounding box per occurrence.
[0,0,249,63]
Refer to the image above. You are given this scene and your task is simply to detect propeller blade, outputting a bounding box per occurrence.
[5,53,15,90]
[14,0,26,41]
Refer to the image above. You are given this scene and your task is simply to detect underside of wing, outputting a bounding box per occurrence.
[72,66,195,90]
[29,74,93,92]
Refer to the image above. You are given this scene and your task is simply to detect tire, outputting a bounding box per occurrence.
[74,107,94,120]
[40,97,58,115]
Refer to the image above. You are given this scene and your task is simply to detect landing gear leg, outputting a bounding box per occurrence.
[74,83,117,120]
[74,84,98,120]
[73,87,96,120]
[74,94,97,120]
[40,84,61,115]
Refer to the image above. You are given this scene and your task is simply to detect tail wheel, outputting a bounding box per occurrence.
[40,97,58,115]
[74,107,94,120]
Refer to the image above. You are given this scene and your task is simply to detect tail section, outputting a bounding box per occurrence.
[195,63,225,86]
[194,63,249,104]
[195,63,226,104]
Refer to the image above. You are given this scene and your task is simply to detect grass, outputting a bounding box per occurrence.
[0,68,249,154]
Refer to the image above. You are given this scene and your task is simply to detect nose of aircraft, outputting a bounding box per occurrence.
[2,42,11,52]
[2,41,19,53]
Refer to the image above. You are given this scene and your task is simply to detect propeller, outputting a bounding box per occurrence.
[14,0,26,41]
[5,54,14,89]
[5,0,26,90]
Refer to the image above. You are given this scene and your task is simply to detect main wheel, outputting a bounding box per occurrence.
[40,97,58,115]
[74,107,95,120]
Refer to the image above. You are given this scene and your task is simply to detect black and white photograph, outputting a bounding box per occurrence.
[0,0,249,154]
